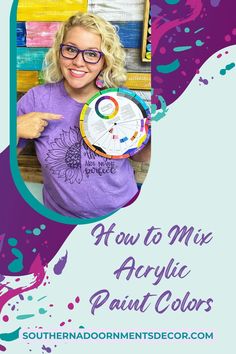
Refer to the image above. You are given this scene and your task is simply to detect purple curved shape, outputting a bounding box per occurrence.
[210,0,221,7]
[0,148,75,276]
[152,0,236,106]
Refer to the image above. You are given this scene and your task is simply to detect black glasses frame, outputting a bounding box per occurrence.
[60,44,104,64]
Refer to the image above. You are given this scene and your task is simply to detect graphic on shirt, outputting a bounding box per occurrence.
[45,127,118,184]
[45,127,83,184]
[80,88,151,159]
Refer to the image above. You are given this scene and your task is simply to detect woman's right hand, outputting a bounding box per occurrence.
[17,112,63,140]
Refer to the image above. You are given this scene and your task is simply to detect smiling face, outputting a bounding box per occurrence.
[59,26,105,101]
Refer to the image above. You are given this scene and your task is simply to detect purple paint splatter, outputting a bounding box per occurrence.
[42,345,52,353]
[53,251,68,275]
[199,76,209,85]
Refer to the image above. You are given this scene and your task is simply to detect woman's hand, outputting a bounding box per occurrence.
[17,112,63,140]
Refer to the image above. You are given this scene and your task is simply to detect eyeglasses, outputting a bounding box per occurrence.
[60,44,104,64]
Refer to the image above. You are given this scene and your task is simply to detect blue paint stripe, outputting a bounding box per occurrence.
[17,22,26,47]
[16,21,142,49]
[111,21,142,48]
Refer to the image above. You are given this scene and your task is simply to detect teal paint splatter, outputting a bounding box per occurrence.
[195,40,204,46]
[39,308,47,314]
[27,295,33,301]
[33,228,41,236]
[8,238,18,247]
[184,27,190,33]
[16,314,35,320]
[0,327,21,342]
[220,69,226,75]
[25,224,46,235]
[173,46,192,52]
[37,296,47,302]
[220,62,235,75]
[8,248,24,273]
[226,62,235,70]
[152,96,169,122]
[157,59,180,74]
[165,0,180,4]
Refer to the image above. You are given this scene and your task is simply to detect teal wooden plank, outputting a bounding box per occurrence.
[17,48,49,70]
[17,47,150,72]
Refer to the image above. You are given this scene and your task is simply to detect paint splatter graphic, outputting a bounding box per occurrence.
[0,254,45,313]
[42,345,52,353]
[152,0,236,106]
[0,147,75,282]
[53,251,68,275]
[220,62,235,75]
[0,327,21,341]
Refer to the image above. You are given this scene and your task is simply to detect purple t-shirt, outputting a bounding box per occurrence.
[17,81,138,218]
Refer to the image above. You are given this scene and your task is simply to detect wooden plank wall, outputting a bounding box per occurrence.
[17,0,88,21]
[17,0,151,184]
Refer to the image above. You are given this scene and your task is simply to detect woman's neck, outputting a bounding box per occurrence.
[63,80,99,103]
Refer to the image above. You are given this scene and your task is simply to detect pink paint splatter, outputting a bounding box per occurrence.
[0,254,45,313]
[75,296,80,304]
[60,322,65,327]
[68,303,74,310]
[224,34,231,42]
[160,46,166,54]
[154,76,163,84]
[0,345,6,352]
[2,315,9,322]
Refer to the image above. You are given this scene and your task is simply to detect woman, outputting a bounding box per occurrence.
[17,12,150,219]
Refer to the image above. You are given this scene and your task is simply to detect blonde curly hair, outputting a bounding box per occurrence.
[42,12,127,87]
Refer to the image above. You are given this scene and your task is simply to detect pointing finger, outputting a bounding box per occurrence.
[39,113,63,120]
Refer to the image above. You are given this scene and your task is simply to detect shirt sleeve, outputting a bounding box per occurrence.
[17,88,36,149]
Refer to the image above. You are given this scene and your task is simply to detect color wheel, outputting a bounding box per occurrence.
[80,88,151,159]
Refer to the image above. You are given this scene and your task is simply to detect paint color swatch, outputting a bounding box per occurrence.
[80,88,151,159]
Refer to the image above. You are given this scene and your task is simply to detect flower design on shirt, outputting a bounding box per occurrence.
[45,127,83,184]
